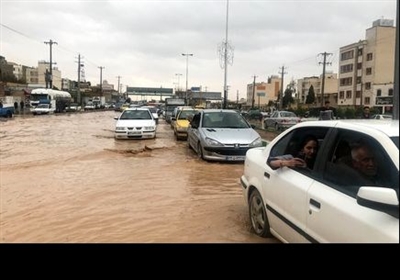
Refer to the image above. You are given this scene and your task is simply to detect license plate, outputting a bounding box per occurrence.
[226,156,245,161]
[128,131,141,135]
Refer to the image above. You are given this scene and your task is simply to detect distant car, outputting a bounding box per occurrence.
[66,103,82,112]
[264,110,301,131]
[114,107,157,139]
[187,109,263,161]
[241,119,399,243]
[371,114,392,120]
[84,102,96,110]
[246,109,263,120]
[32,103,54,115]
[142,105,159,124]
[172,108,199,140]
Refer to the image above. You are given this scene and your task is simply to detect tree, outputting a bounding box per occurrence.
[282,88,294,108]
[305,85,316,105]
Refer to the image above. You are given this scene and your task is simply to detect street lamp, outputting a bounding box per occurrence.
[182,53,193,105]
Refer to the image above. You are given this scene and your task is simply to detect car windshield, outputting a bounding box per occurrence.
[178,110,197,120]
[281,112,296,118]
[202,112,250,128]
[120,110,152,120]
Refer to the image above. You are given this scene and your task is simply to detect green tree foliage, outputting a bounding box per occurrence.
[282,88,294,108]
[305,85,316,105]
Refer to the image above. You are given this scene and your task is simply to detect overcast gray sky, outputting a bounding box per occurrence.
[0,0,397,100]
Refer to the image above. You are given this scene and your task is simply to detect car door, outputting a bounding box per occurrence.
[263,127,328,243]
[306,129,399,243]
[187,112,201,149]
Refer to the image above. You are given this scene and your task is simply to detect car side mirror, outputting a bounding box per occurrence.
[114,117,118,120]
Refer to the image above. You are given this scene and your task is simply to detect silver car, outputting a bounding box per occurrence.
[187,109,263,161]
[264,110,301,131]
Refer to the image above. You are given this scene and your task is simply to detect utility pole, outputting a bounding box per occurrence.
[44,39,57,89]
[98,66,105,96]
[278,66,287,110]
[116,76,121,94]
[236,90,239,106]
[393,2,399,120]
[76,54,83,107]
[251,75,257,109]
[318,52,333,107]
[223,0,230,109]
[182,53,193,106]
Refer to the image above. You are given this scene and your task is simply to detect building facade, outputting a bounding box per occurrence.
[246,75,281,108]
[297,72,338,107]
[338,18,395,113]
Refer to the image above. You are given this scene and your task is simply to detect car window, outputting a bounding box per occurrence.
[322,129,398,198]
[268,126,329,173]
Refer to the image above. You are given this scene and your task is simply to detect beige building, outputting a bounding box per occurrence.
[246,75,281,108]
[338,18,395,112]
[297,72,338,107]
[37,61,62,89]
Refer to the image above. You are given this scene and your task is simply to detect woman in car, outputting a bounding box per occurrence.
[268,134,319,170]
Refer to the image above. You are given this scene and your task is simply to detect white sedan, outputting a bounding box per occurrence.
[241,119,399,243]
[114,107,157,139]
[264,110,301,131]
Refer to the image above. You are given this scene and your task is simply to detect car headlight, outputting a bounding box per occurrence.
[205,137,223,146]
[249,137,262,147]
[116,127,125,131]
[144,126,155,130]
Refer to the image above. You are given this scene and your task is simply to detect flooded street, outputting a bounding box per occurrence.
[0,111,278,243]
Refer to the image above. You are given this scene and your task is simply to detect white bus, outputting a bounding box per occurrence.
[30,88,72,113]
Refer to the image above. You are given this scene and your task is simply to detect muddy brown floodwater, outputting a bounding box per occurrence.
[0,111,279,243]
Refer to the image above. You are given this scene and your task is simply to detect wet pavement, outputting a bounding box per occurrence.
[0,111,279,243]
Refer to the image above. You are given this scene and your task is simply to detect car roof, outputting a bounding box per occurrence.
[124,107,150,111]
[294,119,399,137]
[201,109,239,113]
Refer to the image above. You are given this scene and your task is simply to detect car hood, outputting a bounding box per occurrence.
[116,119,156,126]
[176,119,190,128]
[200,128,260,143]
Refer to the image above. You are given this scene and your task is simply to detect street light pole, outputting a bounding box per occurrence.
[182,53,193,105]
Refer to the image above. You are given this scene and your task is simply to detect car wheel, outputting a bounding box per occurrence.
[249,189,272,238]
[197,142,204,159]
[274,123,280,131]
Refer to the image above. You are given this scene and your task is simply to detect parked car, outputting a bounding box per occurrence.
[187,109,263,161]
[0,103,14,118]
[172,108,199,140]
[241,119,399,243]
[371,114,392,120]
[84,102,96,110]
[114,107,157,139]
[264,110,301,131]
[66,103,82,112]
[246,109,264,121]
[32,103,54,115]
[142,105,159,124]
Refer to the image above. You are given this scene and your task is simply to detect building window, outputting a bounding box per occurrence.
[357,48,363,56]
[340,64,353,73]
[340,77,353,86]
[339,91,344,99]
[341,50,354,61]
[346,90,352,99]
[356,91,361,98]
[357,63,362,69]
[365,82,371,90]
[365,97,370,105]
[366,68,372,75]
[356,77,362,84]
[388,89,393,96]
[366,53,373,61]
[376,89,382,96]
